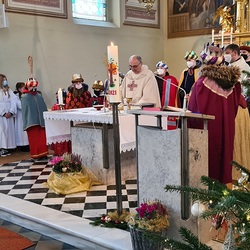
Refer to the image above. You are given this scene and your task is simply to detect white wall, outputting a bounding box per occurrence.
[0,1,164,107]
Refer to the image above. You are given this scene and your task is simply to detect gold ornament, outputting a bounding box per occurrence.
[213,5,234,33]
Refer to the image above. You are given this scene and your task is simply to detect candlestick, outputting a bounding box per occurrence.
[107,42,121,103]
[230,27,233,44]
[212,29,214,43]
[58,88,63,105]
[221,30,224,47]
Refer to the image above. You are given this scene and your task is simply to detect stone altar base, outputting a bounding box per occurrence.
[137,126,211,244]
[71,123,136,185]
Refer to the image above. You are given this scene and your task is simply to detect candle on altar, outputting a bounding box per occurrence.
[230,27,233,44]
[107,42,121,103]
[221,30,224,47]
[58,88,63,105]
[212,29,214,43]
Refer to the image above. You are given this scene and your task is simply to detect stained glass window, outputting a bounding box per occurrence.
[72,0,107,21]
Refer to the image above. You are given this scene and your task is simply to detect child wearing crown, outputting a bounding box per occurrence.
[188,43,242,184]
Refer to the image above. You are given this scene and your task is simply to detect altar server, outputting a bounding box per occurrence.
[121,55,161,107]
[14,82,29,152]
[0,74,17,156]
[21,78,48,160]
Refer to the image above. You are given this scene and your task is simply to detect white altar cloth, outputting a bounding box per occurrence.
[44,108,157,152]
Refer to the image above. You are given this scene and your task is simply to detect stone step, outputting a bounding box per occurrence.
[0,193,132,250]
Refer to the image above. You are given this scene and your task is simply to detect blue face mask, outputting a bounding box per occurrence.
[3,80,8,87]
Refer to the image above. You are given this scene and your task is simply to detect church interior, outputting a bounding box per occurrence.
[1,0,250,249]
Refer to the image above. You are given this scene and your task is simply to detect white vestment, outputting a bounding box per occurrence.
[121,65,161,107]
[230,56,250,95]
[15,94,29,146]
[0,88,17,149]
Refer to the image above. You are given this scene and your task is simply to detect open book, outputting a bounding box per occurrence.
[163,106,191,112]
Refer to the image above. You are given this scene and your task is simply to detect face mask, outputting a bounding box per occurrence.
[157,68,165,75]
[3,80,7,87]
[187,61,194,68]
[75,83,82,89]
[224,54,232,63]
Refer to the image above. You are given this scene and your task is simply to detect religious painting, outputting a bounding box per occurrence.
[168,0,234,38]
[123,0,160,28]
[3,0,67,18]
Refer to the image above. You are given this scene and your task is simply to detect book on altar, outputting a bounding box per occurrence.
[162,106,191,112]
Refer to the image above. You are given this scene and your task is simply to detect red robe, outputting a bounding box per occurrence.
[188,76,241,184]
[156,75,178,130]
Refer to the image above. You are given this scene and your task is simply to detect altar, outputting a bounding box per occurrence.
[43,107,158,184]
[130,109,215,243]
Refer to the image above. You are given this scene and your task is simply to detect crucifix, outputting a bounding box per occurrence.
[127,81,138,91]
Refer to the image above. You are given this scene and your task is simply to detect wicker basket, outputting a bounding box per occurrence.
[129,225,164,250]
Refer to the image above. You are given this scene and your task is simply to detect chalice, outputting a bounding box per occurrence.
[126,98,133,110]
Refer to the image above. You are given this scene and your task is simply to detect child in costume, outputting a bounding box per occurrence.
[21,78,48,160]
[66,73,91,109]
[88,80,105,106]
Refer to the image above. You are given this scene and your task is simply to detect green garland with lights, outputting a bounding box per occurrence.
[164,161,250,249]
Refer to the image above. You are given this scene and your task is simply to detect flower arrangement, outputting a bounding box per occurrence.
[49,153,82,174]
[90,210,130,230]
[128,200,170,233]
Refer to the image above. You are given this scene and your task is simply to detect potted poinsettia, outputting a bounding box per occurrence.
[128,200,170,250]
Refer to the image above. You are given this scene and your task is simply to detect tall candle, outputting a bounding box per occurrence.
[58,88,63,105]
[221,30,224,47]
[212,29,214,43]
[107,42,121,103]
[230,27,233,44]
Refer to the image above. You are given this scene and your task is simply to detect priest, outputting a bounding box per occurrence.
[121,55,161,108]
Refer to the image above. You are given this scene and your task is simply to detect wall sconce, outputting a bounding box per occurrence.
[138,0,156,13]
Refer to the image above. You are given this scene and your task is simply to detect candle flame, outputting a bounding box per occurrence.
[111,42,114,46]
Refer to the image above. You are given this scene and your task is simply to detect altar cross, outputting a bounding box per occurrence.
[127,81,138,91]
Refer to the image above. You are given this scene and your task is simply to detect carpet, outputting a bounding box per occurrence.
[0,227,34,250]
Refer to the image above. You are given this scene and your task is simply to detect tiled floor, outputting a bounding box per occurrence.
[0,218,80,250]
[0,155,137,249]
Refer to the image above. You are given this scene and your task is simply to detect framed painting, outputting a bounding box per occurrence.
[123,0,160,29]
[3,0,67,18]
[167,0,234,38]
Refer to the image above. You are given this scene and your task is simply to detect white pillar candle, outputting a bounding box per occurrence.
[107,42,121,103]
[212,29,214,43]
[230,27,233,44]
[221,30,224,47]
[58,88,63,105]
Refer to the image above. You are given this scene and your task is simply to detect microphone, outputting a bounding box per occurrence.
[154,74,187,111]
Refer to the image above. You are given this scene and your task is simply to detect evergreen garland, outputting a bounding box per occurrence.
[164,162,250,249]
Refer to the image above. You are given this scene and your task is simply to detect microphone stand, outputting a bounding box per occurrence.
[155,74,187,111]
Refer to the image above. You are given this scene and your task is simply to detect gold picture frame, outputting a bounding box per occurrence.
[4,0,67,19]
[123,0,160,29]
[167,0,234,38]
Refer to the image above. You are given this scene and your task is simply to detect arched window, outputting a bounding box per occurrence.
[72,0,107,22]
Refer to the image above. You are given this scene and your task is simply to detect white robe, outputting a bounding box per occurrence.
[230,56,250,95]
[0,88,17,149]
[15,94,29,146]
[121,65,161,107]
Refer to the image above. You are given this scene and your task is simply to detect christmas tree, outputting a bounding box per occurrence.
[164,161,250,250]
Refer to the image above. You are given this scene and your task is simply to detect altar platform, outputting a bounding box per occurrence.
[0,157,222,250]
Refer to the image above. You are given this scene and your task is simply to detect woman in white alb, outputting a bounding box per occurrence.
[0,74,17,156]
[14,82,29,151]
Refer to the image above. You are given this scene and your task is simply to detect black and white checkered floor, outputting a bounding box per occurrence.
[0,158,138,249]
